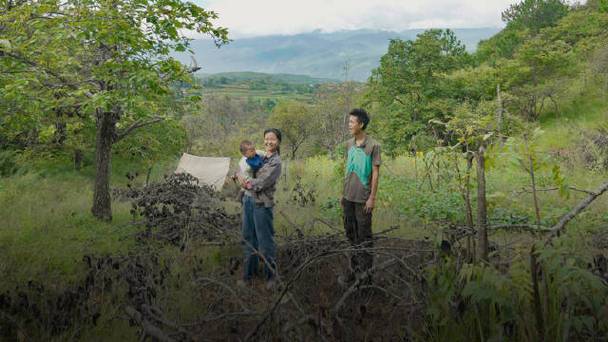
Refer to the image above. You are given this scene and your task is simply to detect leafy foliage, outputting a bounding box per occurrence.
[502,0,569,33]
[424,245,608,341]
[365,29,471,155]
[268,100,314,159]
[1,0,229,219]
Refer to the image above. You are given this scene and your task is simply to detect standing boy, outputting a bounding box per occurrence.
[341,108,381,283]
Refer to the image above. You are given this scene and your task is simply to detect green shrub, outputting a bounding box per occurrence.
[423,244,608,341]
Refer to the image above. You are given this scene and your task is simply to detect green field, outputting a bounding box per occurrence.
[197,71,345,103]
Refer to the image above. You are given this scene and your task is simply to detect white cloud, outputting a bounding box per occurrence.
[194,0,517,37]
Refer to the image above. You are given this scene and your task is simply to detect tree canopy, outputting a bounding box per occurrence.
[1,0,228,220]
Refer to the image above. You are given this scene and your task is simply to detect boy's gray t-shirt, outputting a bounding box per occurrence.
[343,136,381,203]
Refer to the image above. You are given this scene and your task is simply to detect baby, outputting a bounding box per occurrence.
[235,140,264,182]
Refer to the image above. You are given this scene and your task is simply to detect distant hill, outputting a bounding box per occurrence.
[175,28,501,81]
[199,71,337,85]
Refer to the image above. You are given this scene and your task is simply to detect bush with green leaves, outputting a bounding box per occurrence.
[379,160,465,224]
[423,243,608,341]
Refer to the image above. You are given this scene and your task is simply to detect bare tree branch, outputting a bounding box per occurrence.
[332,259,398,314]
[547,181,608,240]
[515,186,598,196]
[490,224,551,233]
[114,116,164,142]
[1,51,86,92]
[124,306,176,342]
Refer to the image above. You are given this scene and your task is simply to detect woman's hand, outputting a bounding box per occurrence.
[236,174,247,187]
[237,174,252,189]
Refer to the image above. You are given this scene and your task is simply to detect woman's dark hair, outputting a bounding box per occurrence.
[264,128,282,142]
[349,108,370,130]
[264,128,282,154]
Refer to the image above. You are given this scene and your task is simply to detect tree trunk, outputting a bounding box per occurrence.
[495,84,503,132]
[530,246,545,341]
[54,120,67,145]
[74,148,83,170]
[528,149,542,227]
[464,153,475,229]
[145,165,153,186]
[91,110,115,221]
[413,149,418,187]
[465,153,475,262]
[476,145,489,262]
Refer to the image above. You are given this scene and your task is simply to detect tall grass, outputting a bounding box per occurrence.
[0,154,180,288]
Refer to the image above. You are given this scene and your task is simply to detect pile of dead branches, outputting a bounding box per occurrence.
[118,222,437,341]
[124,173,240,247]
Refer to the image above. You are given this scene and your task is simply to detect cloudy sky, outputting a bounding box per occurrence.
[195,0,518,37]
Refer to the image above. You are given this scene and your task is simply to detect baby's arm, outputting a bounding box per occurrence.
[236,156,254,181]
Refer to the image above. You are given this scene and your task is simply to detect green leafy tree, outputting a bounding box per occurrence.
[365,29,470,155]
[477,0,570,63]
[182,94,267,157]
[476,26,529,62]
[114,118,186,184]
[445,65,501,103]
[506,127,568,227]
[312,82,363,158]
[502,0,569,33]
[268,100,313,160]
[502,38,575,120]
[0,0,228,220]
[445,100,524,261]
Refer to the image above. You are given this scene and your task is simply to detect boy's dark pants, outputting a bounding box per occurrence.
[342,199,373,276]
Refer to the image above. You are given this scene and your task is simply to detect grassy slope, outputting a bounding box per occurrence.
[273,79,608,247]
[0,70,606,342]
[2,12,608,339]
[0,155,177,288]
[2,80,606,288]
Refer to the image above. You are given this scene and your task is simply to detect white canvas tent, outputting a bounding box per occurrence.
[175,153,231,191]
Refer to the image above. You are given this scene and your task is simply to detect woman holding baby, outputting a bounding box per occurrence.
[236,128,282,290]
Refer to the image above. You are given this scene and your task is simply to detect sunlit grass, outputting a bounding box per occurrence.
[0,173,136,288]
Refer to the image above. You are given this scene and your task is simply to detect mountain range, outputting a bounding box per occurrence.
[175,28,501,81]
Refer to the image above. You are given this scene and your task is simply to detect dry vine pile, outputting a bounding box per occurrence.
[0,252,169,341]
[121,173,240,247]
[0,271,102,340]
[141,231,437,342]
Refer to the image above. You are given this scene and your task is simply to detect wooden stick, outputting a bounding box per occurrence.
[548,181,608,240]
[124,306,175,342]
